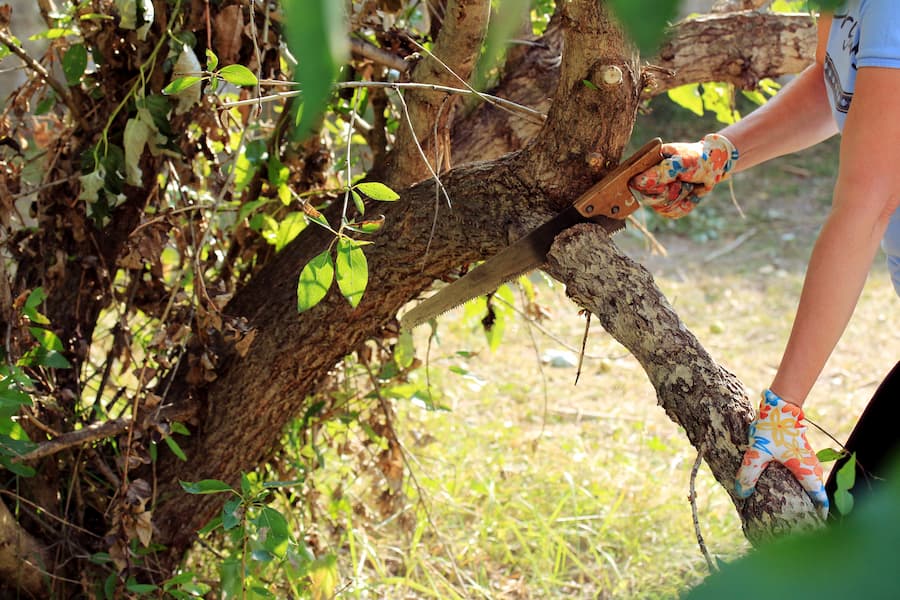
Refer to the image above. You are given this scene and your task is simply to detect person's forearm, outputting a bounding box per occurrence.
[770,184,896,407]
[719,62,838,173]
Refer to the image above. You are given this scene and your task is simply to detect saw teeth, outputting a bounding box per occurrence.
[399,219,625,330]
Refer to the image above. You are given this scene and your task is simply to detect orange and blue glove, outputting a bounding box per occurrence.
[629,133,739,218]
[734,389,829,519]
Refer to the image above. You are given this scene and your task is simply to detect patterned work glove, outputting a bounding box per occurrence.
[734,389,829,519]
[629,133,739,218]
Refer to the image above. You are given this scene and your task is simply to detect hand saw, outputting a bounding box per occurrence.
[399,138,664,330]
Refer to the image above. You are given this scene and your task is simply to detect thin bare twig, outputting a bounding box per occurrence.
[517,288,550,444]
[11,405,196,464]
[689,439,717,574]
[350,37,410,74]
[626,214,668,256]
[405,37,546,125]
[491,293,629,361]
[394,88,452,208]
[0,29,88,130]
[702,227,758,264]
[221,81,546,122]
[361,364,487,598]
[574,310,590,385]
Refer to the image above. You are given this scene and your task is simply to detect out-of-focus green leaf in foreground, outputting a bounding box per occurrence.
[686,455,900,600]
[281,0,348,139]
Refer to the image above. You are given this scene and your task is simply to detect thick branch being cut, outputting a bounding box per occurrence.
[545,224,822,543]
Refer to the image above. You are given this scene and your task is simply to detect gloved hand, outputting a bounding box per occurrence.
[735,389,829,519]
[629,133,739,218]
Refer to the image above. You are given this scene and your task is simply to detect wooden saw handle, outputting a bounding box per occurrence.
[572,138,663,220]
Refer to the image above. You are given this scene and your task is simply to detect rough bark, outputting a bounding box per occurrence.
[653,11,817,93]
[545,224,822,543]
[453,11,816,165]
[372,0,492,187]
[0,499,48,598]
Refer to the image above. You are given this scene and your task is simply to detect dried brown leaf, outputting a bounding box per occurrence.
[213,4,244,66]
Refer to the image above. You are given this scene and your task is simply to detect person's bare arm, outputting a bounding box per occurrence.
[720,15,837,172]
[769,65,900,407]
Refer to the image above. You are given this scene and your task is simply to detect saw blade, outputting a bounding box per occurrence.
[400,209,623,329]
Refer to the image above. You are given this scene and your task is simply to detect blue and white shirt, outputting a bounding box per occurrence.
[824,0,900,295]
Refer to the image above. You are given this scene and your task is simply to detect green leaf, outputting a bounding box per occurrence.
[816,448,846,463]
[164,435,188,461]
[238,198,272,223]
[582,79,599,91]
[0,386,32,411]
[834,488,854,516]
[62,43,88,86]
[0,456,36,478]
[219,557,243,600]
[255,507,290,557]
[180,479,234,495]
[473,0,530,89]
[218,64,258,87]
[222,496,243,530]
[205,48,219,71]
[262,479,304,489]
[29,326,64,351]
[29,28,78,41]
[834,453,857,515]
[251,548,275,563]
[163,76,202,96]
[394,330,415,370]
[282,0,348,139]
[667,83,704,117]
[125,579,158,594]
[605,0,680,54]
[335,238,368,309]
[344,219,385,235]
[297,249,334,313]
[274,212,308,252]
[198,515,223,536]
[354,181,399,201]
[23,288,49,324]
[24,348,72,369]
[34,93,57,116]
[89,552,112,565]
[836,453,857,490]
[351,189,365,214]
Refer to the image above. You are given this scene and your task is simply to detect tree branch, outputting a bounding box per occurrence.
[544,224,822,543]
[650,11,817,94]
[0,499,48,598]
[375,0,492,187]
[452,10,816,165]
[10,404,196,465]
